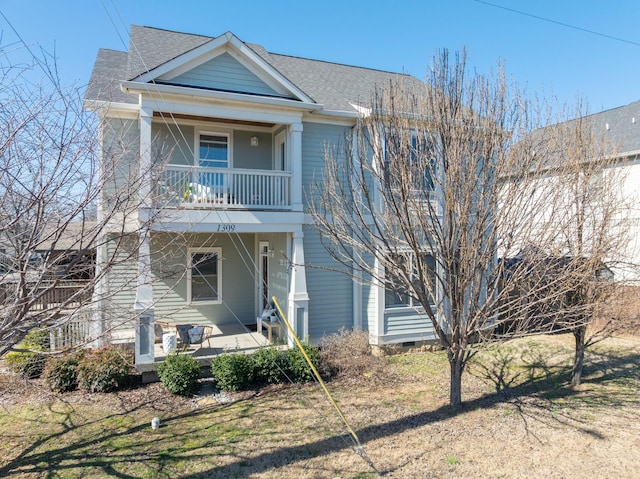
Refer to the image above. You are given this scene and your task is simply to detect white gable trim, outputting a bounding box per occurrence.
[122,81,322,117]
[133,32,315,104]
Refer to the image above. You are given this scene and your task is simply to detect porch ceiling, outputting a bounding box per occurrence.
[153,111,276,128]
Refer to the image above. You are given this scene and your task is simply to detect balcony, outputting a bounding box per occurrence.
[155,165,292,210]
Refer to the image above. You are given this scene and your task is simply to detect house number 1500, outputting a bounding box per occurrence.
[217,224,236,232]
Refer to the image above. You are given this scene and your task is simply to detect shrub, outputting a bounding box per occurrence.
[157,353,201,396]
[318,327,387,382]
[286,342,320,383]
[210,351,254,391]
[43,350,85,393]
[5,328,50,379]
[77,346,132,393]
[252,346,288,385]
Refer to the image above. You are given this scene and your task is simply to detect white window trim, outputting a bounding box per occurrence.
[384,250,435,312]
[196,130,233,168]
[274,130,287,171]
[187,247,222,305]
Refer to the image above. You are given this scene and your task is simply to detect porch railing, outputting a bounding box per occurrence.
[155,165,292,210]
[49,310,93,351]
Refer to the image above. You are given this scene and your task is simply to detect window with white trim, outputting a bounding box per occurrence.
[199,133,229,168]
[188,248,222,303]
[385,251,436,309]
[384,132,436,194]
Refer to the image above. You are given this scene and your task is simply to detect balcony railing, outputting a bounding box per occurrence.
[155,165,292,210]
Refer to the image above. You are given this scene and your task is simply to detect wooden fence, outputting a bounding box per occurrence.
[0,280,92,310]
[0,280,94,351]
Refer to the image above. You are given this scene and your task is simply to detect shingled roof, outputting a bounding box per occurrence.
[582,100,640,155]
[86,25,420,114]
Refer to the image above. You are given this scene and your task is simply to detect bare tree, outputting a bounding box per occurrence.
[309,50,625,409]
[0,52,158,356]
[531,108,635,387]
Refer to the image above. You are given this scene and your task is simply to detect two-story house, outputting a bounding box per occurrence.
[85,25,432,365]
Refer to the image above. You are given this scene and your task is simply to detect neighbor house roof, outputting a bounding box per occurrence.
[86,25,421,115]
[582,100,640,155]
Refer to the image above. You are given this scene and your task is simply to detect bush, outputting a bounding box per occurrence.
[77,346,132,393]
[5,328,50,378]
[286,342,320,383]
[252,346,288,385]
[157,353,201,396]
[318,327,387,382]
[210,351,254,391]
[43,350,85,393]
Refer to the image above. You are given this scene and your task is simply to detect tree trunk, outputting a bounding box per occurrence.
[449,353,464,410]
[571,325,587,387]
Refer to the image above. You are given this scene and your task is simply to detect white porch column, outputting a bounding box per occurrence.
[351,127,363,330]
[89,122,107,348]
[134,106,155,365]
[290,122,303,212]
[88,240,106,348]
[287,230,309,345]
[370,255,386,345]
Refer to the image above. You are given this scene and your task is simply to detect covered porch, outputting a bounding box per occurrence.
[130,229,309,367]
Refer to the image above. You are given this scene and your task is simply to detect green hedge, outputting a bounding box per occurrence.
[210,343,320,392]
[157,353,201,396]
[43,350,86,393]
[77,346,132,393]
[210,351,254,392]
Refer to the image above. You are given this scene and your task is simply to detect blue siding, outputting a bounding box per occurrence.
[304,225,353,340]
[233,131,273,169]
[302,122,354,340]
[106,234,138,332]
[169,53,284,97]
[102,118,139,200]
[301,122,351,209]
[384,310,437,342]
[150,232,256,326]
[152,123,194,166]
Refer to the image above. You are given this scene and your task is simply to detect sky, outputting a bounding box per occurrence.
[0,0,638,114]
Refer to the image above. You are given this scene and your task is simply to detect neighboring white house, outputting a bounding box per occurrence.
[84,26,433,365]
[535,101,640,281]
[579,100,640,278]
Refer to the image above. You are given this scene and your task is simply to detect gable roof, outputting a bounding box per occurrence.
[86,25,420,115]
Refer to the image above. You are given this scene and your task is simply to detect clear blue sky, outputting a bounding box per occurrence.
[1,0,638,113]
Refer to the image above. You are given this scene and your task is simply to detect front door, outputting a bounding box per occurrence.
[259,241,270,310]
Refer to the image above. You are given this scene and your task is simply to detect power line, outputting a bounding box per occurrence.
[0,9,62,90]
[472,0,640,47]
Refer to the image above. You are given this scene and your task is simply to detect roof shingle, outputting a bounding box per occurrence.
[85,25,420,114]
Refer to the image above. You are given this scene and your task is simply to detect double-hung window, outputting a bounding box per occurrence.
[188,247,222,304]
[383,132,436,196]
[385,251,436,309]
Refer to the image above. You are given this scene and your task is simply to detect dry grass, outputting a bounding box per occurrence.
[0,332,638,478]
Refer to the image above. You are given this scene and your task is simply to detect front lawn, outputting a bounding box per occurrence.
[1,333,639,478]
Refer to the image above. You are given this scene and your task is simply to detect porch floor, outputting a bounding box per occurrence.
[127,322,285,373]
